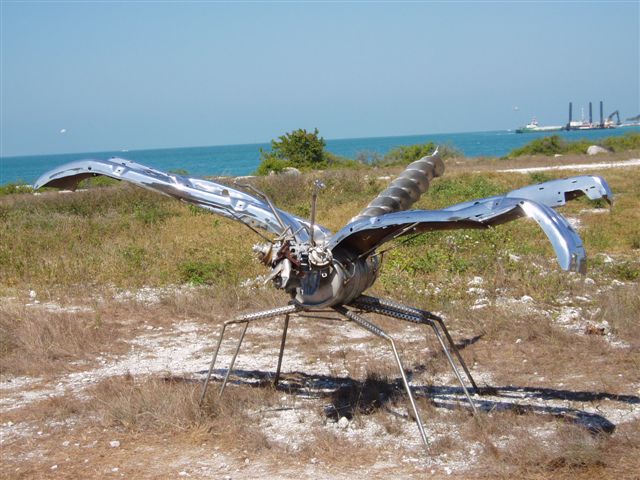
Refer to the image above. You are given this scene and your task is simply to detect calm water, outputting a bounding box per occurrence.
[1,127,638,185]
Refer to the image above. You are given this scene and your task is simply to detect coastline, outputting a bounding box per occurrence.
[1,126,639,186]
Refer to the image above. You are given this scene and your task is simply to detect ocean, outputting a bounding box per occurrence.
[1,127,638,186]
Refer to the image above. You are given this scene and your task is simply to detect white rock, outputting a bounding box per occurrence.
[338,417,349,429]
[515,338,522,344]
[587,145,609,155]
[109,440,120,448]
[29,290,37,299]
[468,276,484,286]
[282,167,301,176]
[62,440,70,447]
[567,217,581,230]
[112,467,119,472]
[520,295,533,303]
[470,303,488,310]
[51,465,58,470]
[601,254,614,264]
[178,472,189,477]
[467,287,485,295]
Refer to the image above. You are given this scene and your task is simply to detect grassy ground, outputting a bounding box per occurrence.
[1,152,639,478]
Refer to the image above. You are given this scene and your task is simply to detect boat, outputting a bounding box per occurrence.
[516,118,564,133]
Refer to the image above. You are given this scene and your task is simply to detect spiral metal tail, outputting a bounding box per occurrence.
[350,150,445,222]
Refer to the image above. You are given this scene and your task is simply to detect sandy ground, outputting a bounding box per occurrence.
[2,276,639,478]
[496,158,640,173]
[2,159,640,478]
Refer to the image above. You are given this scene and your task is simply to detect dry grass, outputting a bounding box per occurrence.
[88,375,275,454]
[0,302,126,376]
[474,419,640,479]
[592,283,640,346]
[450,148,640,173]
[2,151,639,478]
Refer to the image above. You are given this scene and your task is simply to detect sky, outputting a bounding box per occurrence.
[1,1,638,157]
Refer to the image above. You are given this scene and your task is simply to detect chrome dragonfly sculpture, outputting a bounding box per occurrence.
[36,151,612,449]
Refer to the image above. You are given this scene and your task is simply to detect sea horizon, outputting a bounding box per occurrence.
[0,127,506,160]
[2,126,638,186]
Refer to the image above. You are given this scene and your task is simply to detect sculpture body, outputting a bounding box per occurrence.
[35,151,613,450]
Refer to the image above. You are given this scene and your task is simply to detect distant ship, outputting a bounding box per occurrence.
[516,118,564,134]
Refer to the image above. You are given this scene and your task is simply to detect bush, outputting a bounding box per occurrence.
[179,259,229,285]
[509,136,570,157]
[0,182,33,196]
[257,128,327,175]
[508,132,640,158]
[600,132,640,152]
[378,142,460,166]
[256,128,362,175]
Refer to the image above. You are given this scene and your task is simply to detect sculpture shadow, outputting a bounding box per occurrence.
[453,334,483,351]
[192,368,638,434]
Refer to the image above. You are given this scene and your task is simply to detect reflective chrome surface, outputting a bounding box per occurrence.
[35,158,329,243]
[330,173,612,274]
[35,153,613,303]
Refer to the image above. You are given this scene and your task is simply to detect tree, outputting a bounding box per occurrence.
[256,128,327,175]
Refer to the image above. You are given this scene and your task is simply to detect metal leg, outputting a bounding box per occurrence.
[354,295,480,390]
[199,322,229,404]
[351,295,479,412]
[431,315,479,392]
[333,305,430,450]
[219,322,249,397]
[428,322,478,415]
[199,304,299,403]
[274,314,290,387]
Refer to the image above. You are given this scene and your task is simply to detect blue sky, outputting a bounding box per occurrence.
[1,1,638,156]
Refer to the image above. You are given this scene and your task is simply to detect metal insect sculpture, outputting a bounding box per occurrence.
[35,151,612,449]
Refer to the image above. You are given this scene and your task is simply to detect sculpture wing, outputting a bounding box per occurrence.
[329,175,613,273]
[34,158,330,242]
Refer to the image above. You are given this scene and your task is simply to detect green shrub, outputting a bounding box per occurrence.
[133,201,172,225]
[378,142,460,166]
[122,246,147,269]
[508,132,640,158]
[0,182,33,196]
[428,175,504,206]
[528,172,556,184]
[606,261,640,281]
[509,136,569,157]
[257,128,328,175]
[179,259,228,285]
[257,128,392,175]
[255,156,289,175]
[600,132,640,152]
[78,176,120,188]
